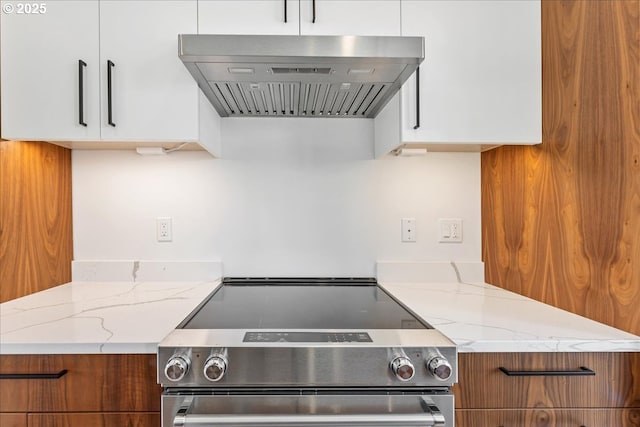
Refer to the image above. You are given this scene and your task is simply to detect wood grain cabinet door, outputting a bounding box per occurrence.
[0,413,27,427]
[28,413,160,427]
[454,353,640,409]
[0,355,161,412]
[456,409,640,427]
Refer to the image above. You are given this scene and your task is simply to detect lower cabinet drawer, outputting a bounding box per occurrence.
[0,413,27,427]
[456,408,640,427]
[28,412,161,427]
[0,354,161,412]
[454,352,640,409]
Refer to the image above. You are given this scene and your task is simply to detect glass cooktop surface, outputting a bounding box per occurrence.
[180,278,429,330]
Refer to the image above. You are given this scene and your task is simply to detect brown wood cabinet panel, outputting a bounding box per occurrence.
[0,141,73,303]
[456,408,640,427]
[0,413,27,427]
[28,413,160,427]
[454,352,640,409]
[481,0,640,336]
[0,354,161,412]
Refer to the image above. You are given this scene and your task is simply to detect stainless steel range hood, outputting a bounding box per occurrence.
[179,34,424,119]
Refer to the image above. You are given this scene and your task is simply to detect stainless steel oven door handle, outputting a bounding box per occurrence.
[173,397,446,427]
[174,413,444,426]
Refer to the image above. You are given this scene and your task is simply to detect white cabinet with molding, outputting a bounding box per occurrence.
[375,0,542,156]
[1,0,219,155]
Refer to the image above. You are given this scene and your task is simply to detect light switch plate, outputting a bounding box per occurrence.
[439,218,462,243]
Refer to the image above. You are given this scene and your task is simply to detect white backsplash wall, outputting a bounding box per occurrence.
[72,119,480,277]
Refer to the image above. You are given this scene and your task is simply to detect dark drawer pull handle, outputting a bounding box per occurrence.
[78,60,88,127]
[499,366,595,376]
[0,369,68,380]
[413,66,420,129]
[107,60,116,127]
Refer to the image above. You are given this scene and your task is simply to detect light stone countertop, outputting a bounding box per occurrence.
[1,261,639,354]
[0,280,220,354]
[380,280,640,353]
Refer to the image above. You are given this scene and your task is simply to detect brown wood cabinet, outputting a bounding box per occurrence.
[0,413,27,427]
[454,352,640,427]
[27,413,160,427]
[0,141,73,303]
[0,354,161,426]
[457,409,640,427]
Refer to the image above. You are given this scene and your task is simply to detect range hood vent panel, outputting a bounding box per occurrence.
[179,34,424,118]
[209,82,391,117]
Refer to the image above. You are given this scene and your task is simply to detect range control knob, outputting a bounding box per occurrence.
[427,356,452,381]
[390,356,415,381]
[203,355,227,382]
[164,355,190,382]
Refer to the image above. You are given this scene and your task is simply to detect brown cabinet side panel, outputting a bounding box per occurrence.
[481,0,640,336]
[0,413,27,427]
[454,352,640,409]
[456,408,640,427]
[28,413,160,427]
[0,141,73,303]
[0,354,161,412]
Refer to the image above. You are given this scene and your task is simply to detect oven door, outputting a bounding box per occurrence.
[163,392,454,427]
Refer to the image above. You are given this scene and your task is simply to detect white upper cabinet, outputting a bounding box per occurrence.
[1,1,100,141]
[299,0,400,36]
[198,0,400,36]
[198,0,300,35]
[392,0,542,151]
[99,1,199,142]
[2,0,540,154]
[1,0,215,151]
[375,0,542,157]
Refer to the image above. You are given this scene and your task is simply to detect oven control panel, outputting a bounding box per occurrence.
[159,344,457,388]
[243,332,373,343]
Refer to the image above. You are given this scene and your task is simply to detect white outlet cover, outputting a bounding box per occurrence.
[401,218,416,242]
[156,217,172,242]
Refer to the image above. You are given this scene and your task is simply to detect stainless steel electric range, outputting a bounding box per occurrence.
[158,278,457,427]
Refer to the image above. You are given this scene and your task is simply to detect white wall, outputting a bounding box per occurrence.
[72,118,480,277]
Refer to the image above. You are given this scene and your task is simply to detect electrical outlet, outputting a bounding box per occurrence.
[156,217,172,242]
[439,218,462,243]
[401,218,416,242]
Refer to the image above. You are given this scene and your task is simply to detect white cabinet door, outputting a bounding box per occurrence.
[198,0,300,35]
[99,0,199,142]
[1,0,100,141]
[400,0,541,146]
[299,0,400,36]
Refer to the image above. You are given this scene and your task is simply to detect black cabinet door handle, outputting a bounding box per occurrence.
[284,0,287,23]
[107,60,116,127]
[499,366,595,376]
[0,369,68,380]
[413,66,420,130]
[78,60,87,127]
[312,0,316,23]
